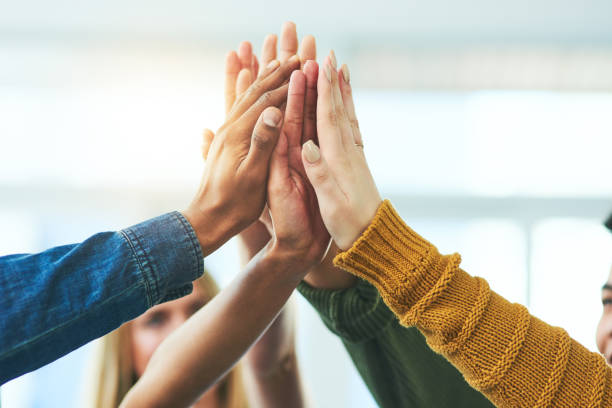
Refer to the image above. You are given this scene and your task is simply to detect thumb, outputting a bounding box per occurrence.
[301,140,340,201]
[242,107,283,175]
[201,128,215,160]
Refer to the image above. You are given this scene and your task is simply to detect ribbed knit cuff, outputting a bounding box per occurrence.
[333,200,460,325]
[297,279,397,343]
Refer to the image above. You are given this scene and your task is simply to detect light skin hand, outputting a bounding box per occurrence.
[120,68,331,408]
[218,22,318,244]
[182,56,301,257]
[266,69,330,264]
[301,52,383,251]
[215,24,353,289]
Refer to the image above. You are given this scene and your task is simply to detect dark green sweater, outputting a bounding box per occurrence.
[297,279,494,408]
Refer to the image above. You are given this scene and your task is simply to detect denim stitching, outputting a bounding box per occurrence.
[119,229,154,308]
[174,211,204,280]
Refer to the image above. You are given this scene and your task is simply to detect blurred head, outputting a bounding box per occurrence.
[87,272,247,408]
[596,212,612,365]
[596,266,612,365]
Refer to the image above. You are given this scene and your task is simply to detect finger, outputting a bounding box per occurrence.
[238,41,253,70]
[279,21,298,62]
[338,63,363,147]
[241,107,283,176]
[301,140,342,203]
[236,68,253,97]
[225,51,241,115]
[327,51,354,150]
[260,34,278,75]
[251,55,259,80]
[240,83,290,129]
[302,60,318,145]
[316,55,344,156]
[284,70,306,152]
[299,35,317,66]
[201,128,215,160]
[230,56,300,121]
[269,124,290,186]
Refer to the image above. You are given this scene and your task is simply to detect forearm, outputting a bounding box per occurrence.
[303,241,357,290]
[120,244,307,408]
[334,200,612,408]
[0,212,203,385]
[243,301,305,408]
[237,221,305,407]
[237,221,271,264]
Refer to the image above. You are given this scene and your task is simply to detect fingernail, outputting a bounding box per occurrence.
[341,64,350,84]
[289,55,300,65]
[266,60,280,71]
[263,109,281,127]
[303,140,321,163]
[330,50,337,69]
[324,63,332,82]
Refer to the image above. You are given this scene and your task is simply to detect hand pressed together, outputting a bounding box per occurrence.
[183,55,300,256]
[301,52,382,251]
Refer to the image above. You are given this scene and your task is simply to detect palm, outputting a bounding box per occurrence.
[267,129,329,263]
[266,67,329,263]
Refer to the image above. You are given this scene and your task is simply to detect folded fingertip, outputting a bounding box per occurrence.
[302,140,321,163]
[340,64,350,85]
[263,107,283,128]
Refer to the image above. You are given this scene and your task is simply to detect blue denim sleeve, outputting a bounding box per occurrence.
[0,211,204,385]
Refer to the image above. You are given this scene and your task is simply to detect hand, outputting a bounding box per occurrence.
[224,22,317,118]
[183,56,301,256]
[267,66,330,267]
[219,22,318,249]
[301,52,382,250]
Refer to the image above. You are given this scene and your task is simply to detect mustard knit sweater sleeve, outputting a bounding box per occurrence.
[334,200,612,408]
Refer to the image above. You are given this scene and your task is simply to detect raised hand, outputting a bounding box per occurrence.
[301,52,382,250]
[267,68,330,265]
[224,22,317,118]
[215,22,319,248]
[183,56,300,256]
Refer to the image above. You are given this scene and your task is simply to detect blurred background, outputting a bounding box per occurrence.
[2,0,612,406]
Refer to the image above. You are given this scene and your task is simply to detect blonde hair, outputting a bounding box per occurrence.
[87,273,248,408]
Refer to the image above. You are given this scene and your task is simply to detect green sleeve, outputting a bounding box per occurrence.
[297,279,494,408]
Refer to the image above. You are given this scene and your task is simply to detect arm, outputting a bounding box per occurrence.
[303,52,612,407]
[336,202,612,408]
[119,243,307,408]
[0,212,202,385]
[223,24,318,408]
[0,55,300,386]
[297,279,493,408]
[121,63,330,408]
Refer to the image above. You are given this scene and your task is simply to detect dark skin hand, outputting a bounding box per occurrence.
[121,38,330,407]
[214,22,356,292]
[183,55,301,257]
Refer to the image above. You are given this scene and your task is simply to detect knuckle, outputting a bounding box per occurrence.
[246,82,262,99]
[252,128,274,150]
[326,110,338,125]
[311,168,330,185]
[258,91,274,105]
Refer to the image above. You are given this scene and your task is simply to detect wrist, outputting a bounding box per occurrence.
[263,240,313,282]
[181,203,239,258]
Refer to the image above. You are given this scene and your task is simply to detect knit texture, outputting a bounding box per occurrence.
[297,279,494,408]
[334,200,612,408]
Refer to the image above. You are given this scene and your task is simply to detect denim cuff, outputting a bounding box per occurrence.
[297,278,397,343]
[120,211,204,307]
